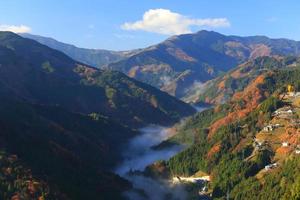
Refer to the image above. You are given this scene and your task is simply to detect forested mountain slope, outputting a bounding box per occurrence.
[0,94,133,199]
[0,32,195,127]
[185,56,299,104]
[0,31,195,199]
[108,31,300,98]
[153,58,300,199]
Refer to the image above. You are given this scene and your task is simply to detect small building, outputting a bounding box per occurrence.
[263,124,282,132]
[265,163,278,171]
[263,125,273,132]
[273,106,294,116]
[295,145,300,154]
[274,124,281,128]
[282,142,289,147]
[253,139,266,149]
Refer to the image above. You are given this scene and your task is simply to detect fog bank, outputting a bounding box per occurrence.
[115,125,183,175]
[115,107,208,200]
[115,125,186,200]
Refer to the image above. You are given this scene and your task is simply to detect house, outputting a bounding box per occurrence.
[282,142,289,147]
[273,107,293,116]
[263,125,273,132]
[274,124,281,128]
[263,124,282,132]
[253,140,266,151]
[295,145,300,154]
[265,163,278,171]
[273,110,280,116]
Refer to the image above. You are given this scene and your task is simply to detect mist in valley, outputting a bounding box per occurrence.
[115,125,183,175]
[115,105,209,200]
[115,125,187,200]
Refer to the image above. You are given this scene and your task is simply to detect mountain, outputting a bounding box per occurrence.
[107,30,300,98]
[23,31,300,99]
[20,33,140,68]
[0,95,133,200]
[0,32,137,199]
[184,56,299,104]
[0,32,195,127]
[0,31,195,199]
[152,57,300,199]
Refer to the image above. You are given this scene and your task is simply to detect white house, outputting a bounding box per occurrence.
[263,125,273,132]
[282,142,289,147]
[265,163,278,171]
[273,107,294,116]
[295,145,300,154]
[274,124,281,128]
[263,124,282,132]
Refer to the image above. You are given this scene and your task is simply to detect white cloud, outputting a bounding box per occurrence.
[0,24,31,33]
[121,9,230,35]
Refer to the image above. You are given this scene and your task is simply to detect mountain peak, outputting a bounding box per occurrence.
[0,31,22,40]
[195,29,223,35]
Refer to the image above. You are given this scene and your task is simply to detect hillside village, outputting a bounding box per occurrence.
[155,67,300,200]
[213,85,300,198]
[253,87,300,178]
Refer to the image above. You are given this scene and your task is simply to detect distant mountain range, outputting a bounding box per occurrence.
[22,31,300,99]
[21,33,141,68]
[108,31,300,98]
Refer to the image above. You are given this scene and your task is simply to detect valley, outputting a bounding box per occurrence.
[0,27,300,200]
[0,32,195,200]
[116,125,187,200]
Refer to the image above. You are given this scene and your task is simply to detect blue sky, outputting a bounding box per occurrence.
[1,0,300,50]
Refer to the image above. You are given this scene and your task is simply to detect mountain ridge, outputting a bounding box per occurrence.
[22,30,300,99]
[1,31,195,127]
[107,30,300,98]
[20,33,141,68]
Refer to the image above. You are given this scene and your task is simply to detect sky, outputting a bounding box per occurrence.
[1,0,300,50]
